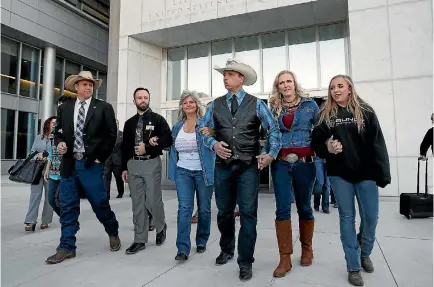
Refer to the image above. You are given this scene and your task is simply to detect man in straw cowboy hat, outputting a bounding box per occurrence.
[200,59,281,281]
[46,71,121,264]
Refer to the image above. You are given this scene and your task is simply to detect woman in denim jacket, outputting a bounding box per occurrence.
[266,70,319,278]
[168,90,215,261]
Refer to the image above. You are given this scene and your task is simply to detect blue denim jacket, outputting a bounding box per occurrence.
[168,120,216,186]
[264,97,319,151]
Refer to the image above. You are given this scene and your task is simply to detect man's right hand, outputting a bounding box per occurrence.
[121,170,128,183]
[134,143,146,155]
[57,142,67,154]
[213,141,231,159]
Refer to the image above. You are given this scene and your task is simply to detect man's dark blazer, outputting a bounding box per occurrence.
[106,131,123,166]
[54,97,117,177]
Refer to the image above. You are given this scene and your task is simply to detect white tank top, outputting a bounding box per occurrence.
[175,127,202,171]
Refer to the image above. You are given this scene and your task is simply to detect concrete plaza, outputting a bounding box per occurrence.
[1,177,432,287]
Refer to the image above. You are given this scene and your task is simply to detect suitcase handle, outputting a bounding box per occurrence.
[417,157,429,197]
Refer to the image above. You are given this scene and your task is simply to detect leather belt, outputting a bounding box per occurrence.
[278,153,314,163]
[132,155,157,161]
[73,152,85,160]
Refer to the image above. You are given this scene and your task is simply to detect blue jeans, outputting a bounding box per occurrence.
[175,166,213,255]
[329,176,379,271]
[48,179,60,216]
[215,161,259,268]
[313,158,331,210]
[58,160,119,253]
[271,160,316,221]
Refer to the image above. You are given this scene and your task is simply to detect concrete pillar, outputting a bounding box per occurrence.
[107,0,120,114]
[41,46,56,125]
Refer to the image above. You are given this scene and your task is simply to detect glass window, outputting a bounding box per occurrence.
[262,32,286,93]
[167,47,186,101]
[20,45,40,99]
[235,35,260,93]
[64,60,80,97]
[211,39,232,97]
[187,43,209,97]
[319,23,346,88]
[17,111,37,159]
[97,72,107,100]
[1,108,16,159]
[165,109,180,128]
[288,27,317,89]
[1,37,19,95]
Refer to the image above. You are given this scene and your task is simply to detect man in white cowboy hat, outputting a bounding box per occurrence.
[200,58,281,281]
[46,71,121,264]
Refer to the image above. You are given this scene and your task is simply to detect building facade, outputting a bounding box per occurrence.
[1,0,110,173]
[108,0,433,196]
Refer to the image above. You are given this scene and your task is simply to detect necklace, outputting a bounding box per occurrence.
[282,96,300,108]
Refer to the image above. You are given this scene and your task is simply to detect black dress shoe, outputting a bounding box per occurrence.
[175,252,188,261]
[239,267,253,281]
[196,246,206,253]
[125,243,146,254]
[314,206,319,212]
[323,208,330,214]
[116,194,123,198]
[156,224,167,246]
[149,218,155,231]
[215,252,234,265]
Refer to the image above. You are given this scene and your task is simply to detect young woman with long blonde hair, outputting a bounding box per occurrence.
[266,70,319,278]
[312,75,390,286]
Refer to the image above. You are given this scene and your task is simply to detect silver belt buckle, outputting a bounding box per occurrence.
[285,153,299,163]
[73,152,84,160]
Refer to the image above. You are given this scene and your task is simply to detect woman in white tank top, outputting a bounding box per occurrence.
[168,90,216,261]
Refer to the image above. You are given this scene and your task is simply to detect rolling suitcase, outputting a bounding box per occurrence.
[399,157,433,219]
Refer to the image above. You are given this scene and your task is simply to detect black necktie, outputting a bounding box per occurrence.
[231,94,238,116]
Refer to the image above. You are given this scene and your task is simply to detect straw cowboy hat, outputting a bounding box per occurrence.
[214,58,257,86]
[65,71,102,93]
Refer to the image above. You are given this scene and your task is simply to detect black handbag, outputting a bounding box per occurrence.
[8,151,47,184]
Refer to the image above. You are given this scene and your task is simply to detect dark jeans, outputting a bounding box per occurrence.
[329,176,379,271]
[313,158,331,210]
[57,160,119,253]
[175,167,213,255]
[271,160,316,221]
[48,179,61,216]
[215,160,259,268]
[104,161,124,197]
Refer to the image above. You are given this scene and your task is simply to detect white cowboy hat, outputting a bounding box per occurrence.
[213,58,257,86]
[65,71,102,93]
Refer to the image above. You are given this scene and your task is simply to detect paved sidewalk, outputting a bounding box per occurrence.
[1,181,432,287]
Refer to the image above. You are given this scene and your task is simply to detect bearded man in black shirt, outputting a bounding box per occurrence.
[121,87,172,254]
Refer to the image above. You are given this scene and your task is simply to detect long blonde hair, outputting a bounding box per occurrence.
[177,90,204,120]
[317,75,370,132]
[269,70,306,118]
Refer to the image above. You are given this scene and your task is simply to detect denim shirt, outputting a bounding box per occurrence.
[168,120,216,186]
[264,97,319,151]
[200,89,282,159]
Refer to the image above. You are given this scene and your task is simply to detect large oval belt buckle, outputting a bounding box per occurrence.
[285,153,298,163]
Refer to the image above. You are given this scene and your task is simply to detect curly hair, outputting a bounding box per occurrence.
[177,90,204,120]
[42,116,56,139]
[269,70,307,118]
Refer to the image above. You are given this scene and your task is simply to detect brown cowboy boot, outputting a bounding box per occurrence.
[273,220,293,277]
[299,219,314,266]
